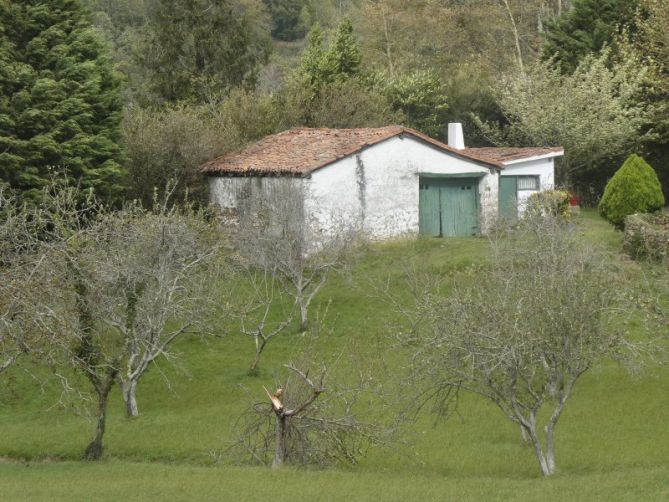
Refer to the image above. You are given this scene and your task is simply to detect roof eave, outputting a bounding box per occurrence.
[500,150,564,166]
[204,170,311,178]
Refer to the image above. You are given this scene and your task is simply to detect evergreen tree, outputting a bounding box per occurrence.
[298,19,362,86]
[322,18,361,81]
[0,0,124,202]
[138,0,272,103]
[543,0,639,73]
[599,154,665,229]
[298,23,326,87]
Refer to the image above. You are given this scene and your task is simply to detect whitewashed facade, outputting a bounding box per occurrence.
[206,124,562,244]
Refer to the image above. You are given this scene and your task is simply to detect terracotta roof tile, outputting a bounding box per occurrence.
[462,146,564,164]
[201,127,563,176]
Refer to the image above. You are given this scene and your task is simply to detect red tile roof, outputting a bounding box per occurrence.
[201,127,563,176]
[462,146,564,164]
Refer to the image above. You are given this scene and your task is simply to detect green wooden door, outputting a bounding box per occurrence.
[419,179,441,236]
[499,176,518,221]
[440,178,479,237]
[419,177,479,237]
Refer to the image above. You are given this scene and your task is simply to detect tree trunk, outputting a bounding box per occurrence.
[85,381,113,460]
[381,8,395,77]
[299,301,308,331]
[527,425,555,476]
[249,354,260,374]
[122,379,139,418]
[272,414,287,469]
[545,424,556,475]
[501,0,524,73]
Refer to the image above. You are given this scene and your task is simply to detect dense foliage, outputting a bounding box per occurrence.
[0,0,124,203]
[543,0,639,72]
[264,0,308,41]
[476,47,651,187]
[24,0,655,202]
[137,0,272,103]
[598,154,665,228]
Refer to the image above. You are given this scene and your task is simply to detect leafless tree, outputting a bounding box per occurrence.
[101,205,223,418]
[0,189,55,375]
[397,213,650,476]
[238,269,295,374]
[39,185,224,458]
[233,186,357,331]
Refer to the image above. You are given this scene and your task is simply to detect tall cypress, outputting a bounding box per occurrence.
[0,0,124,203]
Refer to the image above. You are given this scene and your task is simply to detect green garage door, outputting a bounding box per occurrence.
[499,176,518,221]
[419,177,479,237]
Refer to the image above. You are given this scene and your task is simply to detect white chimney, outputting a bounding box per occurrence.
[448,123,465,150]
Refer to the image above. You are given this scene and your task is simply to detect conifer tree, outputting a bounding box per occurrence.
[299,23,327,87]
[542,0,639,73]
[0,0,124,203]
[598,154,665,229]
[322,18,361,81]
[297,18,362,88]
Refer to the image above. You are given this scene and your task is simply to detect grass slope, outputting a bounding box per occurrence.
[1,211,668,500]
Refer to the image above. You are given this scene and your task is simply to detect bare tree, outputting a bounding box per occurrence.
[398,214,649,476]
[0,189,54,375]
[500,0,524,72]
[104,205,223,417]
[238,269,295,374]
[265,363,327,468]
[40,185,223,457]
[233,186,356,332]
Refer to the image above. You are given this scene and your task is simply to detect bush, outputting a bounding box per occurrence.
[598,154,665,229]
[123,105,225,208]
[526,190,571,220]
[623,213,669,263]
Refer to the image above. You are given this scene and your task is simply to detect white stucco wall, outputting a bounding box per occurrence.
[305,135,499,240]
[208,136,562,243]
[302,155,361,242]
[208,176,307,232]
[500,158,555,211]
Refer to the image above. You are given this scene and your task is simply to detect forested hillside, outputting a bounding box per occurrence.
[2,0,664,205]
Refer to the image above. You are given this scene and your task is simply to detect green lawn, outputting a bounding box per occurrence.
[1,211,668,501]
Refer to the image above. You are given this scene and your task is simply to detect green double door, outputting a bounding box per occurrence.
[419,177,480,237]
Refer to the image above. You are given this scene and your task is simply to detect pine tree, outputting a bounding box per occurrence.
[0,0,124,203]
[299,23,326,87]
[542,0,639,73]
[322,18,361,81]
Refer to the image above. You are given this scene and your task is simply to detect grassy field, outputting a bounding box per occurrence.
[1,211,668,501]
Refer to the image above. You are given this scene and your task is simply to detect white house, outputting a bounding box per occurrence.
[202,124,563,243]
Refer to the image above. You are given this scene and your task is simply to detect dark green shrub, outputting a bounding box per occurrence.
[598,154,665,229]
